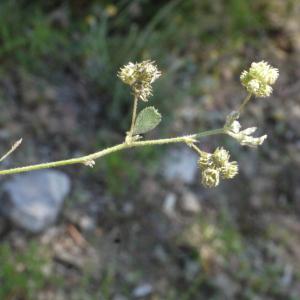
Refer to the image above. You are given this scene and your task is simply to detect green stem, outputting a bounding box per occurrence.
[128,95,138,138]
[188,143,203,156]
[238,93,252,114]
[194,128,225,138]
[0,129,224,176]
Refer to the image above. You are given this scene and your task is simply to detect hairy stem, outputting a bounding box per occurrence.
[238,93,252,114]
[0,129,223,176]
[128,95,138,138]
[194,128,225,138]
[188,143,203,156]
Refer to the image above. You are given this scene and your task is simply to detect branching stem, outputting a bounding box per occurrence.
[0,129,224,176]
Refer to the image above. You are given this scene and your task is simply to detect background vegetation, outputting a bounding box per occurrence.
[0,0,300,299]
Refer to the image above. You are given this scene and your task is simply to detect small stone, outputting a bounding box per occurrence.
[180,192,201,213]
[133,283,153,298]
[161,147,198,184]
[79,215,96,232]
[1,170,71,233]
[122,202,134,215]
[163,193,177,217]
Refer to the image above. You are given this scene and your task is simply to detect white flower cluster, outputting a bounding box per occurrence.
[224,111,267,148]
[240,61,279,97]
[118,60,161,101]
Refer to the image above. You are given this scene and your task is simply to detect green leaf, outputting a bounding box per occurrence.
[133,106,162,135]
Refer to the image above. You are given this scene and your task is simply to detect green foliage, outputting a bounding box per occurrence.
[0,242,49,299]
[226,0,265,35]
[101,152,139,196]
[133,106,162,135]
[0,0,269,126]
[0,1,68,70]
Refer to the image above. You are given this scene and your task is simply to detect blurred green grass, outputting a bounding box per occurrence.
[0,0,268,126]
[0,242,52,299]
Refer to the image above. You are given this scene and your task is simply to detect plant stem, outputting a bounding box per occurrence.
[238,93,252,114]
[194,128,225,138]
[188,143,203,156]
[0,129,223,176]
[0,138,22,162]
[128,95,138,137]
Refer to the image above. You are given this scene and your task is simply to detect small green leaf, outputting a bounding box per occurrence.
[133,106,162,135]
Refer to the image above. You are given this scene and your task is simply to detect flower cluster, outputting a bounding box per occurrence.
[224,111,267,148]
[198,147,238,188]
[118,60,161,101]
[240,61,279,97]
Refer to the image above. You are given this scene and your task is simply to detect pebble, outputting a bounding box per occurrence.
[161,147,198,184]
[133,283,153,298]
[180,192,201,213]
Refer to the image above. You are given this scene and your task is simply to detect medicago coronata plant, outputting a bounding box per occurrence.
[0,60,279,188]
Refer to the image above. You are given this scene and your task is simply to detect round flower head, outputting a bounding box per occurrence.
[198,152,213,169]
[118,60,161,101]
[201,168,220,188]
[198,147,238,188]
[212,147,230,167]
[240,61,279,97]
[118,62,137,86]
[221,161,239,179]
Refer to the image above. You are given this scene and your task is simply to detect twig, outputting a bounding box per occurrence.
[0,138,23,162]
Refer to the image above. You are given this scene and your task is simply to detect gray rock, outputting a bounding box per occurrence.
[161,147,198,184]
[163,193,177,217]
[180,192,201,213]
[79,215,96,232]
[133,283,153,298]
[1,170,70,233]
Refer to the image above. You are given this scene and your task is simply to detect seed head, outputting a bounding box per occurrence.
[198,147,238,188]
[240,61,279,97]
[201,168,220,188]
[198,151,213,169]
[221,161,239,179]
[118,60,161,101]
[212,147,230,167]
